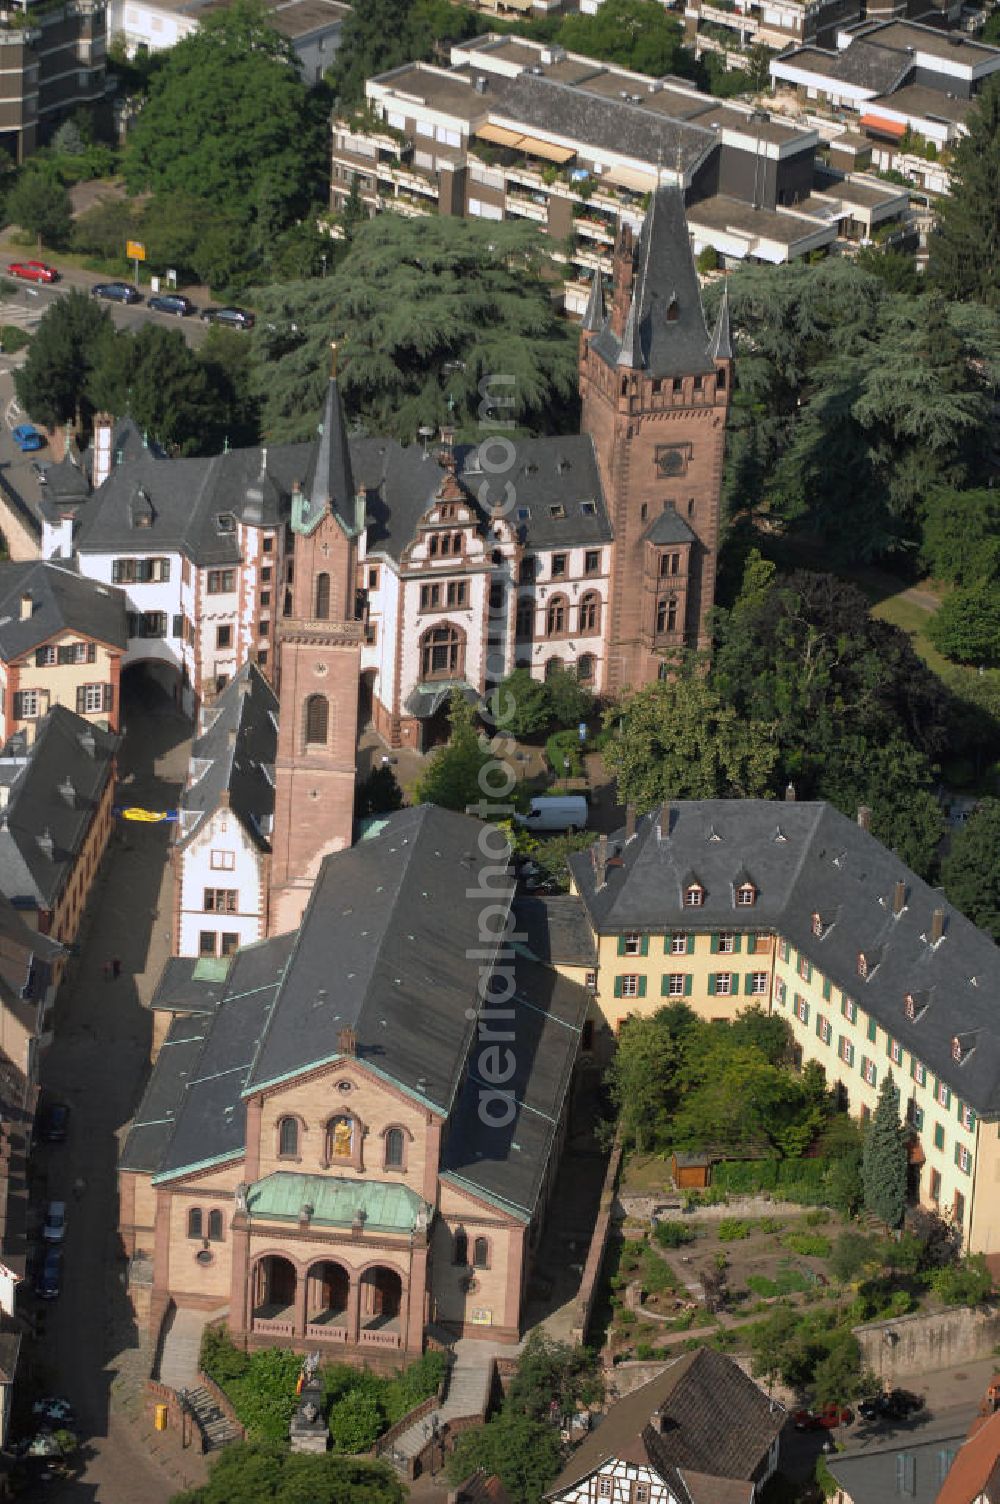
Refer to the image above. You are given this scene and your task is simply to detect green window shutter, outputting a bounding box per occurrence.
[733,934,743,954]
[638,976,647,998]
[935,1124,945,1151]
[640,935,649,957]
[614,976,623,998]
[867,1017,877,1044]
[969,1110,977,1132]
[617,936,626,957]
[686,934,695,955]
[815,1014,823,1038]
[661,976,672,996]
[744,973,755,996]
[954,1142,960,1167]
[822,978,831,1001]
[861,1055,868,1077]
[684,975,692,997]
[806,961,812,981]
[708,974,717,996]
[956,1099,963,1124]
[710,934,719,954]
[803,1002,809,1025]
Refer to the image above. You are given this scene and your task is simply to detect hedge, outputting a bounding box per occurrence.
[711,1156,829,1201]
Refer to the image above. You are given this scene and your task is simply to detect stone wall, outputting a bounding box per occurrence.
[572,1128,625,1345]
[854,1305,1000,1382]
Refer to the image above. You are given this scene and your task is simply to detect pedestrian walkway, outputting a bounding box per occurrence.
[391,1339,499,1464]
[157,1305,228,1390]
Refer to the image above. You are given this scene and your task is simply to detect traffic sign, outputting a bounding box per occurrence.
[126,240,146,261]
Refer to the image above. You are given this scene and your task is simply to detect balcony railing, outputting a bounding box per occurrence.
[359,1328,401,1348]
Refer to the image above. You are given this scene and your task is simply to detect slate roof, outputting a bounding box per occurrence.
[127,808,587,1219]
[513,894,596,967]
[149,956,231,1015]
[827,1416,965,1504]
[128,935,297,1180]
[548,1349,784,1496]
[442,951,588,1219]
[179,662,278,850]
[0,707,117,912]
[304,373,357,532]
[244,805,515,1111]
[591,189,717,379]
[568,801,1000,1117]
[0,561,127,661]
[641,508,698,546]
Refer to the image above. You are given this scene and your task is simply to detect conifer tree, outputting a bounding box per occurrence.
[862,1072,908,1231]
[929,75,1000,309]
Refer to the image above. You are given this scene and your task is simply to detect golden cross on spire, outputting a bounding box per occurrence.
[330,340,338,379]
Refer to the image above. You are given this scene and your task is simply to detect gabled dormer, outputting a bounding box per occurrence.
[733,868,757,909]
[683,870,705,908]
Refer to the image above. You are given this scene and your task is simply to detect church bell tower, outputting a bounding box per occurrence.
[268,360,366,935]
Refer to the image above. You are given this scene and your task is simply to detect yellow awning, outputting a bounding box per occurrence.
[517,135,576,164]
[476,123,525,147]
[606,164,657,191]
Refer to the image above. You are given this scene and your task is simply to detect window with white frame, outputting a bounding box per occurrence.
[890,1038,903,1066]
[718,933,735,954]
[795,994,808,1025]
[840,1037,855,1066]
[778,939,789,962]
[736,883,756,906]
[775,978,786,1004]
[913,1060,927,1087]
[671,933,687,954]
[621,975,640,998]
[667,974,685,997]
[210,850,235,871]
[623,932,642,956]
[684,885,704,907]
[957,1144,972,1175]
[750,972,768,995]
[13,690,39,719]
[936,1080,951,1108]
[818,1016,832,1045]
[598,1482,612,1500]
[81,684,105,714]
[715,973,732,996]
[863,1057,877,1087]
[960,1102,975,1131]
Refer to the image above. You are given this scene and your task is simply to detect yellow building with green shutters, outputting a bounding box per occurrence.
[564,802,1000,1255]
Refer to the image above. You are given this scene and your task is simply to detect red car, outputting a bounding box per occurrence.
[793,1404,854,1430]
[6,260,59,283]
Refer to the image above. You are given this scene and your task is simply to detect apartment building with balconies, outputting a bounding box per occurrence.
[0,0,106,163]
[330,33,910,291]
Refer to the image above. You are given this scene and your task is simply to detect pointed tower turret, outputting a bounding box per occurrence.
[708,282,732,362]
[617,291,641,370]
[582,272,605,334]
[294,347,357,537]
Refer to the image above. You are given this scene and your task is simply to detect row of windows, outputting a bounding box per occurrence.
[112,556,171,584]
[34,642,96,667]
[187,1207,225,1241]
[530,593,602,639]
[199,931,240,958]
[614,971,769,999]
[204,888,238,913]
[14,683,112,719]
[277,1114,406,1171]
[617,930,768,957]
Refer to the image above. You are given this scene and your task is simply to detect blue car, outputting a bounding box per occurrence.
[35,1246,62,1300]
[12,424,44,452]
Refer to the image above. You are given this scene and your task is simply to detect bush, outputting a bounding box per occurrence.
[718,1218,753,1241]
[546,727,585,779]
[782,1232,832,1258]
[328,1392,385,1452]
[653,1220,695,1249]
[0,326,30,354]
[931,1255,994,1306]
[927,584,1000,666]
[829,1231,879,1284]
[696,245,720,273]
[759,1216,784,1234]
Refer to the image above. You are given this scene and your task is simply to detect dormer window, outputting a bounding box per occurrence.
[684,884,704,908]
[905,993,916,1021]
[952,1033,976,1064]
[216,512,236,534]
[549,504,566,519]
[857,952,868,979]
[952,1037,963,1062]
[736,883,756,907]
[812,912,823,938]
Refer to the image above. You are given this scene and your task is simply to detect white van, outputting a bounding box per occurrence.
[514,795,589,834]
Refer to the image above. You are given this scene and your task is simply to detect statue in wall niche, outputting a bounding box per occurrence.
[332,1116,353,1157]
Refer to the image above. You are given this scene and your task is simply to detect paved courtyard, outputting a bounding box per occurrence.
[19,672,206,1503]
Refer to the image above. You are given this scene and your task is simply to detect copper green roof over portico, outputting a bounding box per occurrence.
[247,1172,429,1232]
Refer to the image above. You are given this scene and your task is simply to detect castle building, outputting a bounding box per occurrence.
[33,188,726,746]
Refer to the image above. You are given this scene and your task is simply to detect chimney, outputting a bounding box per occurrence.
[785,782,796,802]
[657,805,669,842]
[625,803,637,842]
[227,728,237,747]
[298,1202,314,1227]
[92,412,115,490]
[59,777,75,807]
[19,593,32,622]
[595,833,608,887]
[0,786,8,810]
[893,879,906,916]
[79,729,96,757]
[37,828,54,858]
[931,908,945,945]
[650,1407,665,1434]
[338,1026,357,1057]
[857,805,872,832]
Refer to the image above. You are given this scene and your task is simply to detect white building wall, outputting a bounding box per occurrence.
[176,807,266,958]
[77,548,197,712]
[195,570,241,697]
[359,552,401,721]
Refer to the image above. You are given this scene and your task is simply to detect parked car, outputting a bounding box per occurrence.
[11,424,44,453]
[200,305,254,330]
[147,293,197,317]
[858,1389,924,1423]
[91,282,143,305]
[793,1404,854,1430]
[37,1101,69,1143]
[6,260,59,283]
[514,795,589,834]
[43,1201,66,1243]
[34,1247,63,1299]
[32,1397,76,1426]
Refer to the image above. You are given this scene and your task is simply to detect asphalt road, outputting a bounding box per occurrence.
[16,675,198,1503]
[2,265,211,350]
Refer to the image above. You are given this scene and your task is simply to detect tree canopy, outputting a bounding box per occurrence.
[942,800,1000,941]
[708,262,999,562]
[170,1444,405,1504]
[928,75,1000,310]
[14,290,114,430]
[557,0,696,77]
[253,214,579,443]
[927,584,1000,667]
[603,669,778,811]
[5,169,73,250]
[414,693,490,812]
[861,1073,908,1231]
[920,487,1000,585]
[123,0,327,288]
